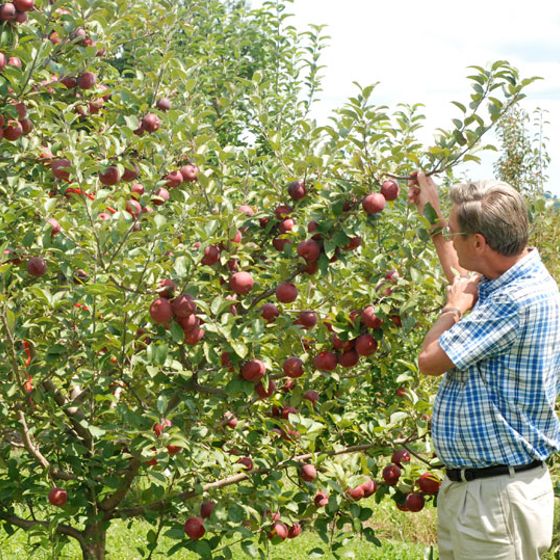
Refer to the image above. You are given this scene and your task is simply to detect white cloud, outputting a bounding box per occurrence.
[250,0,560,194]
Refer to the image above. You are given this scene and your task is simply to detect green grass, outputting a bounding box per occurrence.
[1,497,558,560]
[0,497,435,560]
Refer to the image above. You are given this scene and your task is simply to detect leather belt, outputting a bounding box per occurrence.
[446,460,544,482]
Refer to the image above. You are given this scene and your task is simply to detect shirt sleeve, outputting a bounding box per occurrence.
[439,298,520,371]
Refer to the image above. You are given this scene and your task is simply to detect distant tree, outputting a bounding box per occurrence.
[494,106,550,195]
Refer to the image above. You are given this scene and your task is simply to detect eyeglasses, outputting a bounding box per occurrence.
[441,225,469,241]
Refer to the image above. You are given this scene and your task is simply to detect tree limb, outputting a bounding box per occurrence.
[99,457,142,512]
[114,437,427,519]
[0,509,85,546]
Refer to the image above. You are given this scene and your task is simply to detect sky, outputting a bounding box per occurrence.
[250,0,560,195]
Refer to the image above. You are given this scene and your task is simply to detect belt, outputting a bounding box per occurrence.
[446,460,543,482]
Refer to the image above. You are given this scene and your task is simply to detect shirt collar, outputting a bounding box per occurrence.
[479,247,539,298]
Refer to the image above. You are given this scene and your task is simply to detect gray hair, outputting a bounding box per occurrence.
[450,180,529,256]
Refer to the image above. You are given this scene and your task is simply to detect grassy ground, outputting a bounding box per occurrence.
[1,495,558,559]
[0,496,436,560]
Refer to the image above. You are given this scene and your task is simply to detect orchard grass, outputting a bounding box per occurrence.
[2,496,559,559]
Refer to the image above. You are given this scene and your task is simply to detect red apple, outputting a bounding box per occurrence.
[269,521,288,540]
[14,0,33,11]
[287,522,302,538]
[382,463,401,486]
[156,97,171,111]
[152,187,169,205]
[417,472,441,495]
[141,113,160,133]
[355,333,378,356]
[99,166,120,186]
[51,159,71,181]
[184,327,204,345]
[164,170,183,188]
[261,303,279,322]
[7,56,22,68]
[48,218,61,235]
[275,282,297,303]
[391,449,411,467]
[295,311,317,329]
[153,418,172,437]
[149,297,173,324]
[279,218,295,233]
[20,118,33,135]
[171,293,196,318]
[255,379,276,399]
[331,334,353,352]
[201,245,220,266]
[346,485,364,501]
[126,199,142,217]
[241,359,266,382]
[166,445,181,455]
[283,357,304,378]
[200,500,215,519]
[303,390,319,405]
[230,271,253,295]
[237,204,254,216]
[224,412,238,429]
[0,3,16,21]
[297,239,321,262]
[313,351,337,371]
[237,456,253,470]
[338,349,359,368]
[184,517,205,540]
[274,204,292,218]
[300,463,317,482]
[405,492,425,512]
[360,478,377,498]
[314,491,329,507]
[48,487,67,507]
[122,166,139,181]
[77,71,96,89]
[361,306,383,329]
[287,180,306,200]
[381,179,400,201]
[362,193,386,214]
[180,164,198,182]
[272,237,291,252]
[155,280,176,300]
[27,257,47,277]
[3,120,23,141]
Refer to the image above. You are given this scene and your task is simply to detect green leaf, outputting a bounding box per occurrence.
[423,203,439,225]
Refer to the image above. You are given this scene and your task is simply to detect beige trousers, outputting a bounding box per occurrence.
[437,464,554,560]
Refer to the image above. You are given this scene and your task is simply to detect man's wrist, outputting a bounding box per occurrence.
[440,306,462,321]
[428,218,446,237]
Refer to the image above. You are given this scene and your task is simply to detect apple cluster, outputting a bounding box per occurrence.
[381,449,441,512]
[0,0,33,25]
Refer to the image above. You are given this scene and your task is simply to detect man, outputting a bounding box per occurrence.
[408,171,560,560]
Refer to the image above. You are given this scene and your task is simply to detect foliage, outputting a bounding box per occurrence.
[0,0,538,558]
[494,105,550,195]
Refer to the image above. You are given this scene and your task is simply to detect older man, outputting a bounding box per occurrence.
[408,171,560,560]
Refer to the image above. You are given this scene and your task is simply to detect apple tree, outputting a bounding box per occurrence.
[0,0,539,558]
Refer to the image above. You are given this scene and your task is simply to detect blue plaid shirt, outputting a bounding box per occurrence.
[433,248,560,468]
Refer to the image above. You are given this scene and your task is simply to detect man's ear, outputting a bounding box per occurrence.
[474,232,487,250]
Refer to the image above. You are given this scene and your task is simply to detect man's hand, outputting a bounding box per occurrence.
[446,273,481,315]
[407,171,443,220]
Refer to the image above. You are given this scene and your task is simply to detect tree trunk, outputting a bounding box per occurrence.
[81,523,107,560]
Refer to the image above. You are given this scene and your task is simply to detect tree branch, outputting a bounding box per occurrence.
[114,436,427,519]
[41,379,93,447]
[99,457,142,512]
[0,509,85,546]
